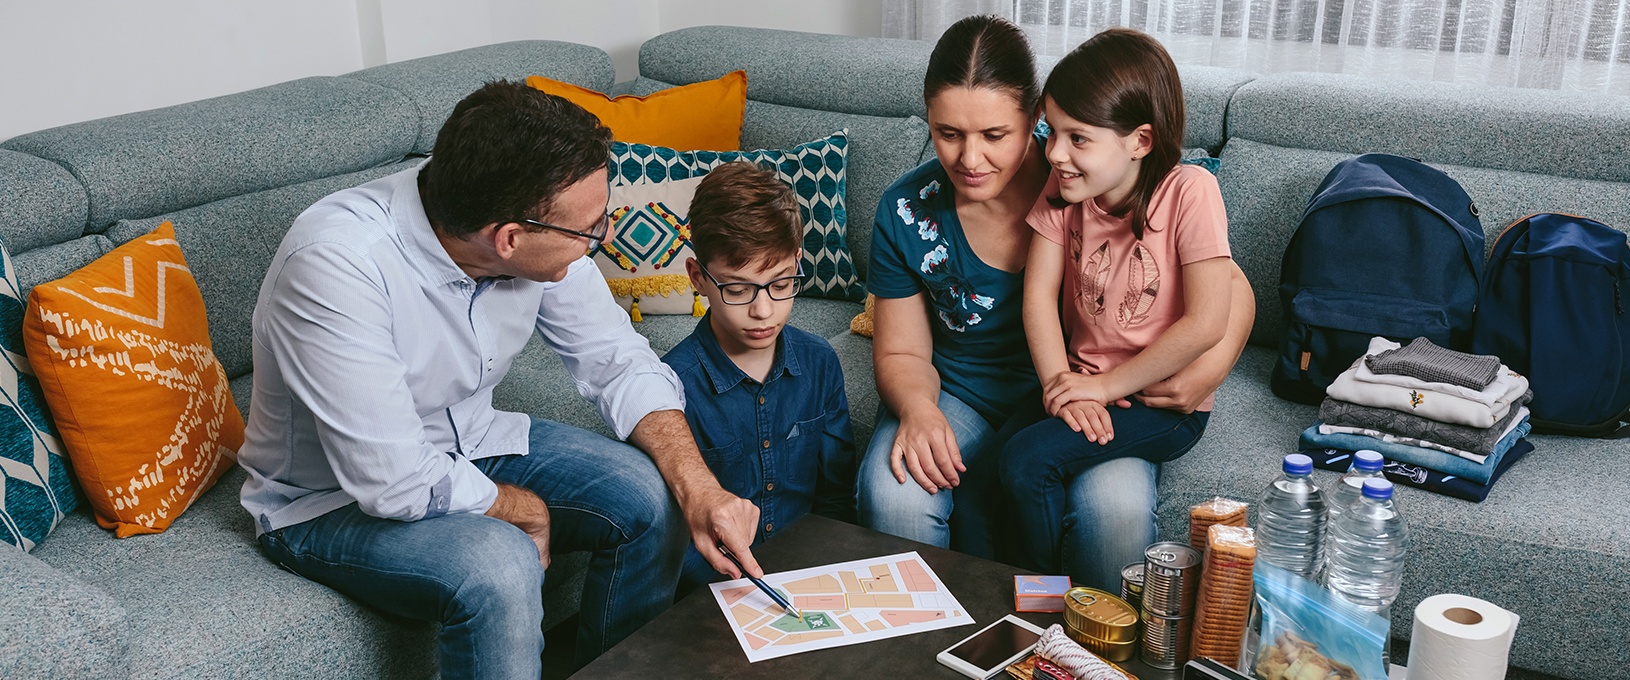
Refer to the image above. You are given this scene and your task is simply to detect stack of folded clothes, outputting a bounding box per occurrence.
[1299,336,1536,502]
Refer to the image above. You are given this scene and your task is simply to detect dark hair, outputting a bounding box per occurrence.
[924,14,1040,112]
[1044,28,1184,240]
[688,161,801,270]
[419,79,613,238]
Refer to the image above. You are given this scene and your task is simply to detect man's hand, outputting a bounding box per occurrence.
[1134,374,1212,414]
[1058,400,1115,443]
[486,483,551,569]
[890,404,964,494]
[628,409,765,580]
[1043,371,1110,416]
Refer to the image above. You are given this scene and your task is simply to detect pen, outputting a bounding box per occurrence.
[720,546,802,622]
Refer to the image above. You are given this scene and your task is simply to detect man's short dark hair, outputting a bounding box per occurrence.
[419,80,613,237]
[688,162,802,270]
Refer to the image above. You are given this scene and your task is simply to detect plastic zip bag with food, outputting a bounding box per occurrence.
[1249,562,1388,680]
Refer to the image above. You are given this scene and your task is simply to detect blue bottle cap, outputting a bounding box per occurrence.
[1283,453,1313,475]
[1362,478,1394,499]
[1354,450,1384,471]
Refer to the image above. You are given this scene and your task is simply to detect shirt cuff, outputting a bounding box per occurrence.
[605,367,687,441]
[438,455,499,517]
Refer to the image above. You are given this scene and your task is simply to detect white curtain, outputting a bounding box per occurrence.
[883,0,1630,94]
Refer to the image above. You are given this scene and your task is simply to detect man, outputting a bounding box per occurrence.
[237,80,763,678]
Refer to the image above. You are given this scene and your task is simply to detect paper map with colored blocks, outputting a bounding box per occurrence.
[708,551,974,662]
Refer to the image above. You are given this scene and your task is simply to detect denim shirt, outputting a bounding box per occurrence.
[663,315,857,543]
[238,165,684,535]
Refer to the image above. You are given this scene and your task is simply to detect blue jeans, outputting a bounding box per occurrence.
[257,417,687,678]
[857,390,1040,558]
[1001,400,1209,590]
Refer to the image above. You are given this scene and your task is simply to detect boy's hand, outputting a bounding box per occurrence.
[1043,371,1110,416]
[1058,400,1115,444]
[890,405,964,493]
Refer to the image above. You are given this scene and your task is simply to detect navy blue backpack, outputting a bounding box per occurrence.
[1472,213,1630,437]
[1271,154,1485,405]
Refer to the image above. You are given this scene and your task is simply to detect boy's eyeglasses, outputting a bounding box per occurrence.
[700,260,807,305]
[516,214,612,251]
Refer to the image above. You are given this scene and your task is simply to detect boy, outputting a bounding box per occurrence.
[665,161,858,592]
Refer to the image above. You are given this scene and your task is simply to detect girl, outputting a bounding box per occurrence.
[1002,28,1237,589]
[861,17,1254,562]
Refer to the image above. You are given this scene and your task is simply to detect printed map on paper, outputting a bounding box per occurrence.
[708,551,974,662]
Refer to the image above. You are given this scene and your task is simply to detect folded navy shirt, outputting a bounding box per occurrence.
[1303,438,1535,503]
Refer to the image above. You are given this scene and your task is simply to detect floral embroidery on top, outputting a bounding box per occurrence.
[920,180,940,200]
[931,275,986,332]
[898,175,996,334]
[920,245,949,274]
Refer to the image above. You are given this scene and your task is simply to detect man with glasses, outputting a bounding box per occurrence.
[661,162,857,595]
[237,81,764,678]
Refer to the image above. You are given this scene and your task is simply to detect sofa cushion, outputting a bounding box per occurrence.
[0,542,129,679]
[105,160,422,379]
[0,150,87,255]
[346,40,616,155]
[1159,344,1630,679]
[1227,72,1630,184]
[0,78,418,232]
[12,236,114,301]
[1217,138,1630,347]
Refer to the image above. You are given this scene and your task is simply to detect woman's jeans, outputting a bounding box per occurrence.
[1001,399,1210,591]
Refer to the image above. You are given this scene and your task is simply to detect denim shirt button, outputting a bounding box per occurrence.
[765,483,774,491]
[762,440,770,449]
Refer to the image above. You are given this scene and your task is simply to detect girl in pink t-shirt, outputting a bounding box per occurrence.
[1001,28,1237,586]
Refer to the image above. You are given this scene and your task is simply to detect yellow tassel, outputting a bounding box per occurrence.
[692,292,706,317]
[630,298,643,322]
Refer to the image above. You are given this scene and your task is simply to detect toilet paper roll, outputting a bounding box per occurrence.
[1407,594,1520,680]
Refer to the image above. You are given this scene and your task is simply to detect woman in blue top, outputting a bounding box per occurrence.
[860,15,1257,560]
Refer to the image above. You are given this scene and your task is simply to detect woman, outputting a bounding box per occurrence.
[858,15,1256,564]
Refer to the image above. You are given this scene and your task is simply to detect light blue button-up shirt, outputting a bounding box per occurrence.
[239,165,684,535]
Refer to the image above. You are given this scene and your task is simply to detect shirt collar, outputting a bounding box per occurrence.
[692,312,800,395]
[396,164,479,288]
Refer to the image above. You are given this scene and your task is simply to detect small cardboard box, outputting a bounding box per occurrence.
[1014,575,1072,612]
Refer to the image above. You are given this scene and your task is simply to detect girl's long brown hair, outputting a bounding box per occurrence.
[1044,28,1184,240]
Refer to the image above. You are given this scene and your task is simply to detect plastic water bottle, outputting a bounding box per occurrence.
[1256,453,1328,579]
[1324,479,1410,614]
[1325,450,1386,531]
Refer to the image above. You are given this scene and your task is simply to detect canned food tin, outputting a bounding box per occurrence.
[1139,611,1193,669]
[1063,623,1138,662]
[1142,542,1202,617]
[1120,562,1145,610]
[1062,587,1139,643]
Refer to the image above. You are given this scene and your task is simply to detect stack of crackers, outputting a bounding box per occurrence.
[1188,496,1248,551]
[1190,524,1256,666]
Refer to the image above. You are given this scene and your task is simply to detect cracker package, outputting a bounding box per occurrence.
[1249,563,1388,680]
[1191,524,1255,666]
[1190,497,1249,551]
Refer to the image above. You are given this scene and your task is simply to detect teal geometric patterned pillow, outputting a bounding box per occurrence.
[0,238,76,551]
[609,130,863,301]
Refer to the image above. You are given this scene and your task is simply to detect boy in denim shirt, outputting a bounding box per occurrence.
[665,161,857,592]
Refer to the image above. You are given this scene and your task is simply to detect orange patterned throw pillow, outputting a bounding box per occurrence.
[23,222,242,537]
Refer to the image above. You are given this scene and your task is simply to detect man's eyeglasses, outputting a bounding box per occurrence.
[700,260,807,305]
[516,214,612,250]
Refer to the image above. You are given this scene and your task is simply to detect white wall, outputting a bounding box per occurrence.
[0,0,879,142]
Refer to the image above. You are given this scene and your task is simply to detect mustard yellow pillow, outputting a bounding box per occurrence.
[527,71,747,152]
[24,222,242,537]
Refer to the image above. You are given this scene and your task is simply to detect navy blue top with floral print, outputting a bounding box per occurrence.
[867,155,1039,425]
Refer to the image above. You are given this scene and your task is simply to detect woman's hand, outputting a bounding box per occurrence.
[1043,371,1110,416]
[890,404,965,494]
[1058,400,1114,443]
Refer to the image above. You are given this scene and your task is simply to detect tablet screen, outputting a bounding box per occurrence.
[947,619,1042,671]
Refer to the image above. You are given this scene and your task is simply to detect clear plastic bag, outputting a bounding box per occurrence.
[1250,562,1388,680]
[1190,496,1249,551]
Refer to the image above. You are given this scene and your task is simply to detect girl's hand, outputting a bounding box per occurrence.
[1043,371,1110,415]
[890,405,965,494]
[1058,400,1115,443]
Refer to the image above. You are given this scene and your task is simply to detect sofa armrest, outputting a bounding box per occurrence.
[0,544,130,680]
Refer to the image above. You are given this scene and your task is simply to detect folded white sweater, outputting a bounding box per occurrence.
[1327,353,1528,429]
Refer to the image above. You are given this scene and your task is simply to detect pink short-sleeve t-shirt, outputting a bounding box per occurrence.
[1028,163,1232,411]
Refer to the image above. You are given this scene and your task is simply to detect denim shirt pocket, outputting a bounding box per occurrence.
[698,439,758,499]
[785,413,829,483]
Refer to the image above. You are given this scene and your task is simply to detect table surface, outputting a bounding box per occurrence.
[573,514,1189,680]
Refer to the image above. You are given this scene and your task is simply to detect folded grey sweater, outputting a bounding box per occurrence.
[1365,337,1501,390]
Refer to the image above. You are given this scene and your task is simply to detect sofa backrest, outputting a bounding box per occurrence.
[637,26,1257,282]
[1220,73,1630,346]
[0,41,616,380]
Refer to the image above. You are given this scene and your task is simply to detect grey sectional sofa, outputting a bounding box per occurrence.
[1,25,1624,680]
